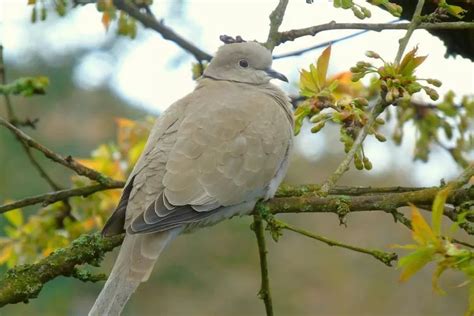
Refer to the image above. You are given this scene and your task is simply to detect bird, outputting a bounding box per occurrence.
[88,41,294,316]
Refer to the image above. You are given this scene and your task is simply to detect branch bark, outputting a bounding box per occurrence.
[276,21,474,46]
[0,183,124,214]
[0,183,471,306]
[0,233,124,307]
[0,116,122,187]
[112,0,212,61]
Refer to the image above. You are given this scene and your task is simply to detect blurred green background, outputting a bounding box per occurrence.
[0,1,472,315]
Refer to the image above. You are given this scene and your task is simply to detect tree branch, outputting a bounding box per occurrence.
[276,184,431,197]
[320,100,386,193]
[0,182,124,214]
[252,211,274,316]
[112,0,212,62]
[0,233,124,307]
[0,116,122,187]
[276,21,474,46]
[0,183,472,306]
[270,218,397,266]
[265,0,290,51]
[394,0,426,63]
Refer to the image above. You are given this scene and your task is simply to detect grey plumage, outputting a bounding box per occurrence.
[89,41,293,316]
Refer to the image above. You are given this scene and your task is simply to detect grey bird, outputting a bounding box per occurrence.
[88,41,294,315]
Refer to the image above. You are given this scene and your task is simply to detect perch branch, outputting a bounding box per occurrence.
[0,183,472,306]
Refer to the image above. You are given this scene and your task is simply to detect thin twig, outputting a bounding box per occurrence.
[265,0,290,51]
[0,116,121,186]
[394,0,426,63]
[112,0,212,61]
[0,182,124,214]
[277,21,474,46]
[252,213,274,316]
[274,219,398,266]
[320,101,386,194]
[0,46,16,122]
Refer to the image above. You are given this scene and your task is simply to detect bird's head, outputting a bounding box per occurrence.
[203,41,288,85]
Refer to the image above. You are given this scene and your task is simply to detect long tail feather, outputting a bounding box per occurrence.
[89,230,180,316]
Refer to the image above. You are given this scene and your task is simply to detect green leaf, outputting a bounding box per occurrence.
[398,247,436,281]
[468,282,474,316]
[293,104,312,136]
[4,208,23,227]
[432,263,451,295]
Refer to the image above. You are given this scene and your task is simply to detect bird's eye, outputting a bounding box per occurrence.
[239,59,249,68]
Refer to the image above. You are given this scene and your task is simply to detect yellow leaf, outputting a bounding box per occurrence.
[0,245,13,264]
[410,205,437,246]
[115,117,135,129]
[432,186,451,237]
[4,208,23,227]
[316,46,331,88]
[128,140,146,165]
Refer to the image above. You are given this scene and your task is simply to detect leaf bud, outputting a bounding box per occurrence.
[365,51,380,59]
[311,121,326,133]
[427,79,442,87]
[363,157,372,170]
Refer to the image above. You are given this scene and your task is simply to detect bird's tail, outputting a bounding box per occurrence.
[88,230,180,316]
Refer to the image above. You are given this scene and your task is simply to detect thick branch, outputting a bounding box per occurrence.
[0,183,124,214]
[277,21,474,45]
[0,184,472,306]
[276,184,431,197]
[112,0,212,61]
[0,233,124,307]
[0,116,122,186]
[267,187,472,217]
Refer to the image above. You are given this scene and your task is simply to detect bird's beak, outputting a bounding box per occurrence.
[265,68,288,82]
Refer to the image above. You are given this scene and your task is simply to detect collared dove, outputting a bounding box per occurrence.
[89,41,294,316]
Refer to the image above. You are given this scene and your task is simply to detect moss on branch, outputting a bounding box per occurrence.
[0,233,124,307]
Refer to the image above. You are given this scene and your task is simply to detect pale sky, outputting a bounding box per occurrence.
[0,0,473,185]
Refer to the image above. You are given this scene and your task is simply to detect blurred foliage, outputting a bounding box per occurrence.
[294,46,473,171]
[0,118,152,268]
[394,188,474,316]
[0,76,49,97]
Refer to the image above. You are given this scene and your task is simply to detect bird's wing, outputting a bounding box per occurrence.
[102,93,191,236]
[128,81,292,234]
